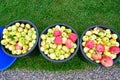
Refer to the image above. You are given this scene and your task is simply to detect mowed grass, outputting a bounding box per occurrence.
[0,0,120,71]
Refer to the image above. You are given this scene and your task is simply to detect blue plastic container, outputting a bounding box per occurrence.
[0,26,16,71]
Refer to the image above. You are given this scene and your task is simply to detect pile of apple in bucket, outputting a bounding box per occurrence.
[39,23,79,62]
[80,25,120,67]
[1,20,39,57]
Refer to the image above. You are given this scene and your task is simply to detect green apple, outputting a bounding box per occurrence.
[15,23,20,27]
[83,47,89,53]
[105,29,111,34]
[18,27,23,32]
[8,26,12,31]
[29,42,34,48]
[115,42,119,46]
[102,37,109,43]
[110,54,117,59]
[89,49,94,54]
[90,35,97,40]
[57,45,62,50]
[1,40,7,45]
[73,43,77,48]
[62,38,67,44]
[48,29,53,33]
[64,54,70,58]
[86,53,92,58]
[98,32,105,38]
[62,46,68,51]
[20,23,25,28]
[70,48,75,53]
[22,50,27,54]
[55,25,61,30]
[111,34,118,40]
[60,26,66,31]
[40,47,45,51]
[41,34,47,40]
[85,31,92,36]
[49,53,56,59]
[11,25,17,31]
[62,32,67,38]
[49,49,54,53]
[106,33,112,38]
[16,50,22,55]
[82,42,86,47]
[104,51,111,57]
[55,52,61,57]
[44,50,49,54]
[12,50,17,54]
[95,60,100,63]
[82,35,89,41]
[66,29,72,34]
[32,34,37,40]
[25,24,31,29]
[59,55,64,60]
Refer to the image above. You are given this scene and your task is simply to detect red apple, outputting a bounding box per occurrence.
[109,46,120,54]
[53,30,61,37]
[54,36,62,45]
[68,33,77,42]
[96,44,105,52]
[15,43,22,50]
[92,52,102,60]
[85,40,95,48]
[65,39,73,48]
[100,56,113,67]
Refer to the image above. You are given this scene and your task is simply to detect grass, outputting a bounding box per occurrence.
[0,0,120,71]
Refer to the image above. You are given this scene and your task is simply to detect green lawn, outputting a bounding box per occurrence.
[0,0,120,71]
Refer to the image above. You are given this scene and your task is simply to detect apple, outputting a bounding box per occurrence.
[65,39,73,48]
[64,54,70,58]
[20,23,25,28]
[92,52,102,60]
[90,35,97,40]
[61,26,66,31]
[111,34,118,40]
[48,29,53,33]
[59,55,64,60]
[62,37,67,44]
[83,47,89,53]
[85,31,92,36]
[54,36,62,45]
[105,29,111,34]
[85,40,95,48]
[68,33,77,42]
[82,35,89,41]
[25,24,31,29]
[109,46,120,54]
[55,25,61,30]
[15,43,22,50]
[86,52,92,59]
[15,23,20,27]
[102,37,109,43]
[49,53,56,59]
[100,56,113,67]
[53,30,61,37]
[82,42,86,46]
[96,44,105,52]
[98,32,105,38]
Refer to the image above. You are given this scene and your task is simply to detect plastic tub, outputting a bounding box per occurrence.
[1,20,39,57]
[38,23,79,62]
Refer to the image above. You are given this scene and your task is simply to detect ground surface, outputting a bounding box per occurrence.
[0,66,120,80]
